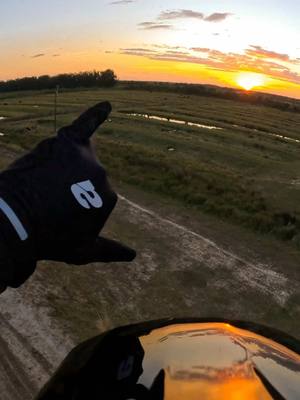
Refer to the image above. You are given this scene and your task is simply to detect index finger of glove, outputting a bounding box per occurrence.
[58,101,112,144]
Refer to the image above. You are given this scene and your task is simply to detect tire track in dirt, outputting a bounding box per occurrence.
[0,289,74,399]
[0,329,36,400]
[118,195,293,306]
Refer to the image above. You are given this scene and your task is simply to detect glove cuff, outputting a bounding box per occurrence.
[0,234,15,288]
[0,193,36,288]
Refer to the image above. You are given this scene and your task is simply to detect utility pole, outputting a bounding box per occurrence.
[54,85,59,133]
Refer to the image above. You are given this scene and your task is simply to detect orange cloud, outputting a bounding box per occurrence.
[119,45,300,85]
[31,53,45,58]
[246,45,292,62]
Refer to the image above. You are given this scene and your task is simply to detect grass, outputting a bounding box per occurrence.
[1,87,300,342]
[2,87,300,246]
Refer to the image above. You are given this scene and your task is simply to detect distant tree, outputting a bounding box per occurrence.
[0,69,118,92]
[100,69,117,87]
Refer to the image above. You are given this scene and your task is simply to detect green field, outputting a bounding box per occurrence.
[0,87,300,342]
[1,87,300,244]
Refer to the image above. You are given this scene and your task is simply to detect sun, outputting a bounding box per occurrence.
[236,72,265,91]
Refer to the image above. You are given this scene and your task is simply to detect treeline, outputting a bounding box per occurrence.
[122,81,300,113]
[1,71,299,112]
[0,70,117,92]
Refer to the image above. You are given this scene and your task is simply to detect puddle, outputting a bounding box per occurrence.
[272,133,300,144]
[0,117,6,120]
[33,105,39,108]
[110,112,300,144]
[291,179,300,186]
[127,113,222,130]
[0,133,5,136]
[231,122,300,144]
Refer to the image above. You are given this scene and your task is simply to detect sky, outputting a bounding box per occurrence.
[1,0,300,98]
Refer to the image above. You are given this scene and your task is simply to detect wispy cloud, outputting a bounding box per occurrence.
[246,45,290,62]
[151,44,183,50]
[120,47,188,57]
[158,9,232,22]
[138,22,173,30]
[165,50,189,56]
[31,53,45,58]
[204,13,232,22]
[158,9,204,20]
[121,47,158,56]
[109,0,135,4]
[119,44,300,84]
[122,47,158,53]
[139,9,232,31]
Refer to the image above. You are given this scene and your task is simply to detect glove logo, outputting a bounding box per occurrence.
[71,180,103,209]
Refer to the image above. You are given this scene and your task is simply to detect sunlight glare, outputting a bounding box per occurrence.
[236,72,265,91]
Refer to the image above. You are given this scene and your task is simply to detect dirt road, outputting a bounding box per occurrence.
[119,195,292,306]
[0,193,298,399]
[0,288,73,399]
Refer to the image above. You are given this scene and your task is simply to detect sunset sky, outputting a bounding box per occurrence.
[1,0,300,98]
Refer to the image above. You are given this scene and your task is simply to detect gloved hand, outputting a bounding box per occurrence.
[0,101,136,289]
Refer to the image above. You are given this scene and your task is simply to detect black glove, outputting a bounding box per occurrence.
[0,101,136,288]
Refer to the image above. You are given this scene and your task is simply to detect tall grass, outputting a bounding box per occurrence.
[97,138,300,242]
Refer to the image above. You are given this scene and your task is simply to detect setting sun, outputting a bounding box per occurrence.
[236,73,266,91]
